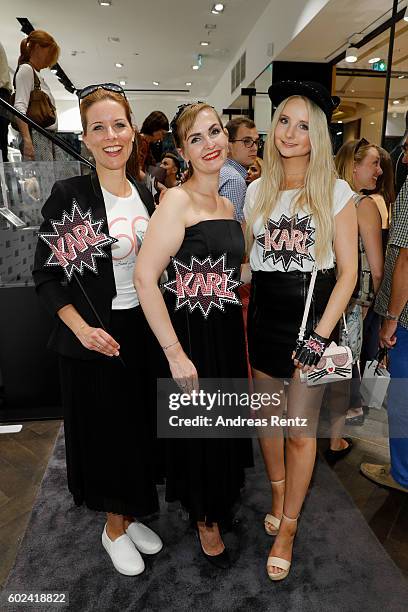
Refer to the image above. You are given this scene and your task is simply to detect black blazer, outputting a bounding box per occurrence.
[32,172,155,360]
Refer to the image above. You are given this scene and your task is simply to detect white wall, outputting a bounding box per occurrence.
[208,0,331,113]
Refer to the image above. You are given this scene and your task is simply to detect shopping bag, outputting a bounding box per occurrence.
[360,350,390,410]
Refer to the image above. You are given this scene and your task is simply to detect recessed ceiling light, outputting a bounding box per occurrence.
[115,62,123,68]
[368,57,380,64]
[153,81,160,86]
[186,82,192,86]
[119,79,127,86]
[214,3,224,11]
[393,100,400,104]
[338,120,343,124]
[192,65,199,70]
[370,122,375,125]
[98,1,112,6]
[200,41,210,46]
[336,131,342,135]
[351,89,355,93]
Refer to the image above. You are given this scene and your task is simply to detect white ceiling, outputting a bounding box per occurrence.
[275,0,400,63]
[1,0,269,101]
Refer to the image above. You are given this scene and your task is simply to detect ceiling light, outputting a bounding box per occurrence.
[119,79,127,86]
[214,3,224,10]
[186,82,192,86]
[200,41,210,46]
[153,81,160,86]
[368,57,380,64]
[98,1,112,5]
[336,131,342,136]
[345,46,358,63]
[115,62,123,68]
[211,9,219,14]
[393,100,400,104]
[338,120,343,124]
[192,64,199,70]
[370,122,375,125]
[351,89,355,93]
[399,75,405,79]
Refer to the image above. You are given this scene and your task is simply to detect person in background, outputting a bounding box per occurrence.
[160,151,181,187]
[367,146,395,231]
[138,110,169,172]
[246,156,263,184]
[354,147,396,389]
[0,41,12,162]
[13,30,59,161]
[219,116,259,221]
[32,84,163,576]
[335,139,383,434]
[361,173,408,494]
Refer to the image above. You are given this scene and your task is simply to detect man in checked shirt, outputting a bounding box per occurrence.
[360,172,408,493]
[219,117,260,222]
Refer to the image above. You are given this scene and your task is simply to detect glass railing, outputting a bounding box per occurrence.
[0,160,90,288]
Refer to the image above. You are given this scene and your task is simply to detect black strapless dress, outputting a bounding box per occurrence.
[164,219,253,525]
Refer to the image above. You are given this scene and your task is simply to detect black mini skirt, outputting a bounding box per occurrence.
[247,269,336,378]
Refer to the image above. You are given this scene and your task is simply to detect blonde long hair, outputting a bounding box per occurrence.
[245,95,337,268]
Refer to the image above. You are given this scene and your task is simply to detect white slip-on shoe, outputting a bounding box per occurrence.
[126,521,163,555]
[102,525,145,576]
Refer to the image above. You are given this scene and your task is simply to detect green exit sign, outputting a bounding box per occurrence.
[372,60,387,72]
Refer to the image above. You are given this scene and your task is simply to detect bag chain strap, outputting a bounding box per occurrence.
[297,265,347,343]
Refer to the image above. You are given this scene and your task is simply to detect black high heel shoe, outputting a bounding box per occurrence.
[195,525,231,569]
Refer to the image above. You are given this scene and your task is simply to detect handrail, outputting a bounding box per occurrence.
[0,96,94,169]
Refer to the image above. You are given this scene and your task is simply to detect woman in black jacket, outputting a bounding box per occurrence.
[32,84,162,576]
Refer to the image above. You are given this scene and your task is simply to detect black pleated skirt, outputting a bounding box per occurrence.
[248,269,336,378]
[59,306,162,517]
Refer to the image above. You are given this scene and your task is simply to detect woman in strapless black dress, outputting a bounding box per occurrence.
[134,102,252,568]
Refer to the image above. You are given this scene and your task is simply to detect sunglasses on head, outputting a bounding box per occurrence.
[77,83,125,101]
[354,137,369,155]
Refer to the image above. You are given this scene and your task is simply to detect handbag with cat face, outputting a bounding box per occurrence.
[299,266,353,386]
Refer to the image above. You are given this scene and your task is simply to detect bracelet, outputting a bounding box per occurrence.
[385,311,399,321]
[161,339,179,351]
[76,322,87,335]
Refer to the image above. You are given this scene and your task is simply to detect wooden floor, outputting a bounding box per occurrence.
[0,420,407,589]
[0,420,62,588]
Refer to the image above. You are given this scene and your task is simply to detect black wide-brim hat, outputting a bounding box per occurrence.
[268,80,341,123]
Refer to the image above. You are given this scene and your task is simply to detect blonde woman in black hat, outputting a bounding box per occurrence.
[244,81,358,580]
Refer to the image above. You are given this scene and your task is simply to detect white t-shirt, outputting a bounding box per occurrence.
[103,182,149,309]
[244,178,354,272]
[14,64,57,130]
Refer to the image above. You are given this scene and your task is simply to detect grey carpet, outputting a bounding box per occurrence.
[4,428,408,612]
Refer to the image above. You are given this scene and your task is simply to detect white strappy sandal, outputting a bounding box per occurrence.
[264,479,285,536]
[266,513,298,581]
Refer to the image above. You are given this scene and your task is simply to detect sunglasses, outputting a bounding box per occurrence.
[354,137,369,155]
[77,83,125,101]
